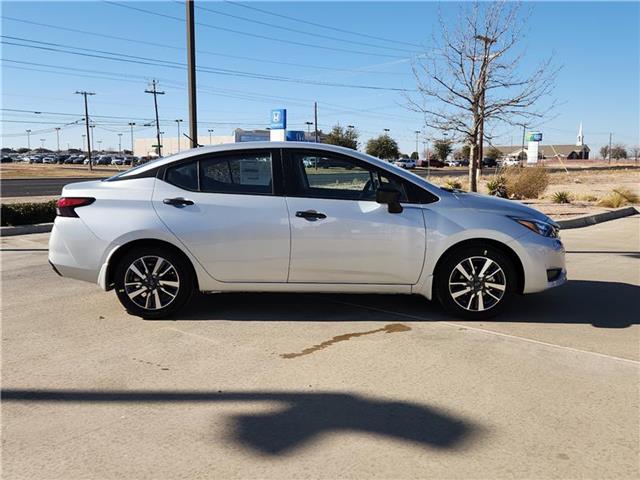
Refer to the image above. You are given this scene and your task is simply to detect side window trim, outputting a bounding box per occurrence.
[160,148,283,196]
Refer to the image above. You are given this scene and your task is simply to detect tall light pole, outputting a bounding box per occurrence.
[208,128,214,145]
[118,133,123,153]
[414,130,420,157]
[40,138,45,149]
[26,129,31,150]
[75,90,95,170]
[81,134,86,152]
[186,0,198,149]
[90,125,95,153]
[383,128,390,134]
[55,127,61,152]
[128,122,136,155]
[175,119,183,152]
[305,121,313,135]
[145,79,165,156]
[97,140,102,152]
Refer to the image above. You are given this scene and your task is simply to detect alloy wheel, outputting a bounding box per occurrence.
[448,256,506,312]
[123,256,180,310]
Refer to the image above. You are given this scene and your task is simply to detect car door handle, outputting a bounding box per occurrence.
[163,197,194,207]
[295,210,326,221]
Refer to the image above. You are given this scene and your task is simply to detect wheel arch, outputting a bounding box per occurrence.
[104,239,200,292]
[432,238,525,298]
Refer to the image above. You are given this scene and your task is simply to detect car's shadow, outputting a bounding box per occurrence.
[170,280,639,329]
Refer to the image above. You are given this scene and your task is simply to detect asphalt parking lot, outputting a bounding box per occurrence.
[2,216,639,479]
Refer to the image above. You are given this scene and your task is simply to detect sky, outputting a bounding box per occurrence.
[1,1,639,155]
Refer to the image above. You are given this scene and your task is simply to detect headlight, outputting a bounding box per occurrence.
[510,217,559,238]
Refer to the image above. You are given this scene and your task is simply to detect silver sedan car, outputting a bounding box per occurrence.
[49,142,566,319]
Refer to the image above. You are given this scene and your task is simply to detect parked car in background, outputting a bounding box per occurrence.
[50,142,566,320]
[72,156,86,164]
[446,159,461,167]
[482,158,498,168]
[1,155,13,163]
[501,158,521,167]
[394,158,416,169]
[426,159,445,168]
[42,156,56,164]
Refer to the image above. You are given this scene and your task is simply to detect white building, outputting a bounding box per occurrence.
[134,128,270,157]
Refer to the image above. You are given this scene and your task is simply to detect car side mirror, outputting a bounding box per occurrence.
[376,186,403,214]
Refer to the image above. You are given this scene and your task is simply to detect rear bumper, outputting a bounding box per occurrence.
[48,218,108,285]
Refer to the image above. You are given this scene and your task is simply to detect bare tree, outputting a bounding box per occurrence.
[407,2,558,191]
[630,145,640,164]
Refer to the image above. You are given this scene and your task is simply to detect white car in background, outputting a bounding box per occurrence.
[49,142,566,320]
[502,158,521,167]
[393,158,416,169]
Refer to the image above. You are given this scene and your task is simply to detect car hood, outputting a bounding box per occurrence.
[456,191,555,225]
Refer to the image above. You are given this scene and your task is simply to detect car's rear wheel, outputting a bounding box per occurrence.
[435,245,517,320]
[114,247,193,319]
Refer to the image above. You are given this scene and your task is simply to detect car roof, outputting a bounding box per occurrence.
[115,141,441,194]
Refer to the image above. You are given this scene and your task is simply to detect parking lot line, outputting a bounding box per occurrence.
[327,298,639,366]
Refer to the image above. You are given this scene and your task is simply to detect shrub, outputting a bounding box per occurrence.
[444,179,463,190]
[551,191,571,204]
[504,166,549,199]
[486,175,508,198]
[1,200,57,226]
[574,193,599,202]
[598,187,639,208]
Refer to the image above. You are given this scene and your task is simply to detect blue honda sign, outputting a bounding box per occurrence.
[270,109,286,129]
[286,130,305,142]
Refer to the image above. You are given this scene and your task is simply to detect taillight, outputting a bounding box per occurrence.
[56,197,95,217]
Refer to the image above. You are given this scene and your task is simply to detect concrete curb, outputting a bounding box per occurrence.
[0,223,53,237]
[557,206,639,230]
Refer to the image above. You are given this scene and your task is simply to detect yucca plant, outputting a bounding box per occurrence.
[486,175,508,198]
[551,191,571,204]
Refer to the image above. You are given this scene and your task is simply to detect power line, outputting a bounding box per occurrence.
[1,37,413,92]
[223,0,422,48]
[2,16,409,77]
[103,1,406,59]
[190,2,417,54]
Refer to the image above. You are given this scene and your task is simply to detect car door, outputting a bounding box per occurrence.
[284,149,428,285]
[152,149,291,283]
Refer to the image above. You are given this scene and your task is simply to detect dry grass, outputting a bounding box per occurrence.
[598,187,640,208]
[0,164,120,179]
[503,166,549,199]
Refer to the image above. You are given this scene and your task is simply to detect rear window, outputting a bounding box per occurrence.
[165,162,198,191]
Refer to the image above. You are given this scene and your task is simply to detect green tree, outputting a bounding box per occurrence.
[323,124,359,150]
[433,139,453,162]
[611,144,628,159]
[485,146,502,160]
[366,134,400,160]
[410,151,419,160]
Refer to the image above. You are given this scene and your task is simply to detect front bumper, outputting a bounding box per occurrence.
[509,232,567,294]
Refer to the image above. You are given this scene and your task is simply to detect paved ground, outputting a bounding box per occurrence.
[0,177,108,198]
[1,217,639,479]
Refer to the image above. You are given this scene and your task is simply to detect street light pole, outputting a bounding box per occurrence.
[55,127,61,152]
[208,128,214,145]
[40,138,45,149]
[414,130,420,158]
[26,129,31,150]
[118,133,123,153]
[175,119,183,152]
[128,122,136,155]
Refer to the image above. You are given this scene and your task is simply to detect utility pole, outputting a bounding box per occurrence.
[186,0,198,149]
[608,132,613,164]
[26,129,31,150]
[128,122,136,155]
[55,127,61,152]
[521,124,526,163]
[118,133,123,153]
[75,90,95,170]
[175,119,183,152]
[208,128,214,145]
[314,101,318,143]
[145,79,165,157]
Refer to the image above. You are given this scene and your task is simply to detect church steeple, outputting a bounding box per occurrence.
[577,122,584,146]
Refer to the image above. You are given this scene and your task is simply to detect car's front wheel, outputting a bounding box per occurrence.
[114,247,193,319]
[435,245,517,320]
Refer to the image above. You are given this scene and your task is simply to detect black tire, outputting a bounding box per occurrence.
[435,245,517,320]
[114,246,194,319]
